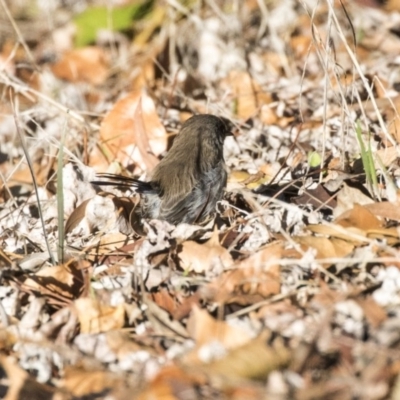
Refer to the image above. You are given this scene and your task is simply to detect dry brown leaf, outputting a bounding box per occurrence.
[51,46,108,85]
[386,0,400,12]
[256,299,300,322]
[173,292,202,321]
[375,147,399,167]
[299,119,324,130]
[6,157,52,187]
[260,104,278,125]
[224,386,266,400]
[203,334,290,383]
[226,70,272,120]
[333,183,375,218]
[385,108,400,144]
[290,35,312,58]
[329,237,356,257]
[98,232,133,252]
[312,281,345,307]
[355,297,387,328]
[0,48,15,76]
[65,198,90,234]
[228,170,268,190]
[259,51,289,76]
[1,42,40,106]
[207,266,281,305]
[374,78,390,99]
[366,227,400,244]
[144,298,188,338]
[21,261,86,303]
[352,95,400,144]
[0,329,16,351]
[277,116,295,128]
[354,95,400,115]
[130,58,155,92]
[133,96,161,170]
[187,306,252,349]
[179,229,233,273]
[62,366,122,397]
[229,170,252,183]
[0,355,28,400]
[378,250,400,269]
[308,224,368,244]
[94,91,167,170]
[111,194,141,234]
[259,163,281,180]
[137,365,206,400]
[286,151,306,169]
[105,330,155,359]
[364,201,400,222]
[294,236,354,259]
[0,354,64,400]
[98,237,143,267]
[66,193,140,235]
[151,288,176,315]
[293,184,337,209]
[205,243,282,305]
[330,72,363,92]
[74,297,125,334]
[352,0,382,8]
[336,203,383,230]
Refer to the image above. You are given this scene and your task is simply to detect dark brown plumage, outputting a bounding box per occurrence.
[92,114,232,225]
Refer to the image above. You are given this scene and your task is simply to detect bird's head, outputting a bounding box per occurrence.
[180,114,233,146]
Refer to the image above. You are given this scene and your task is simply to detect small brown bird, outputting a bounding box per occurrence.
[92,114,232,225]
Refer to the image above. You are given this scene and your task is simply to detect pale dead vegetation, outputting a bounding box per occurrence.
[1,0,400,398]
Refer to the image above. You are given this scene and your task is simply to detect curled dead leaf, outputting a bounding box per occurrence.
[187,306,252,349]
[51,46,108,85]
[0,355,61,399]
[204,243,282,305]
[225,70,272,120]
[20,260,86,305]
[94,91,167,171]
[65,193,139,235]
[364,201,400,222]
[62,366,123,397]
[335,203,383,230]
[74,297,125,334]
[204,334,290,383]
[178,229,233,273]
[65,199,90,234]
[294,235,354,260]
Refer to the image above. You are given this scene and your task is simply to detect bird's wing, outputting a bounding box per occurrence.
[158,186,200,224]
[158,164,225,225]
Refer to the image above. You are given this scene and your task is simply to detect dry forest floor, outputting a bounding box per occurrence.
[1,0,400,398]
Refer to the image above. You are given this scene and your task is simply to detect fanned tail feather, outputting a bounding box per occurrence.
[91,173,155,193]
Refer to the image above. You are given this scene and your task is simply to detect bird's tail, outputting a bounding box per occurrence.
[91,173,155,193]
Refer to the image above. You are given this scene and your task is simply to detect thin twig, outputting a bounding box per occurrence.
[10,92,56,265]
[0,0,39,71]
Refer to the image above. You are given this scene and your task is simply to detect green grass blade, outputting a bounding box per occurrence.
[355,119,379,199]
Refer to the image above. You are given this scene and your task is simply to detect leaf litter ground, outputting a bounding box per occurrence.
[1,0,400,398]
